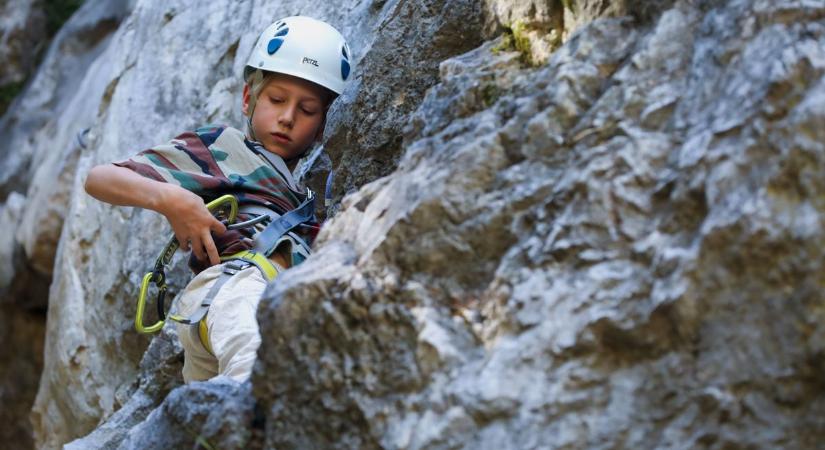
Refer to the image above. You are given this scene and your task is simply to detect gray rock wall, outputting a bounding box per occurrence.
[0,304,45,449]
[0,0,46,115]
[18,0,513,448]
[0,0,128,447]
[0,0,823,449]
[252,0,825,448]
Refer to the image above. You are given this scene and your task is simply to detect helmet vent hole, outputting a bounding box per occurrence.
[267,38,284,55]
[275,27,289,37]
[341,60,350,80]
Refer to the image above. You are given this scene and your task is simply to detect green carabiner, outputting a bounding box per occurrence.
[134,195,239,334]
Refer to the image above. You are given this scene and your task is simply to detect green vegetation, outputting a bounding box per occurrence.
[491,33,514,54]
[491,20,535,66]
[44,0,85,36]
[510,21,534,65]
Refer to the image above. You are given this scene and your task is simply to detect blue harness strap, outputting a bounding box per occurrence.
[252,190,316,257]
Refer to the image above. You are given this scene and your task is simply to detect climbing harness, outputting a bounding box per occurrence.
[171,249,282,355]
[135,191,316,354]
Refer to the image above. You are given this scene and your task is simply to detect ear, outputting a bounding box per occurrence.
[242,84,251,116]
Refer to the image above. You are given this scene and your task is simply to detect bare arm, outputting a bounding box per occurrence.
[85,164,226,265]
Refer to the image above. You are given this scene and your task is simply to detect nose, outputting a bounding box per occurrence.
[278,104,296,128]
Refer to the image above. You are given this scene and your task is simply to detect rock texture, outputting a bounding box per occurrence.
[62,328,185,450]
[321,0,486,209]
[0,0,46,115]
[1,0,824,448]
[0,303,45,449]
[0,0,127,447]
[252,0,825,448]
[19,0,510,448]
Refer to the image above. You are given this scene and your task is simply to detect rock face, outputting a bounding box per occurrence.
[0,0,824,448]
[0,303,45,449]
[0,0,128,447]
[19,0,504,448]
[322,0,486,208]
[252,1,825,448]
[0,0,46,115]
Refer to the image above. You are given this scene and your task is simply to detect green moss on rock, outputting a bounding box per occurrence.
[510,20,534,66]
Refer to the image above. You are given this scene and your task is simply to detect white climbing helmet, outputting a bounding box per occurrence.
[244,16,353,95]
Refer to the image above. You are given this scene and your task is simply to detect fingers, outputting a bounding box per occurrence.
[189,235,206,262]
[169,207,226,267]
[202,231,220,266]
[177,234,191,251]
[210,218,227,235]
[185,235,218,266]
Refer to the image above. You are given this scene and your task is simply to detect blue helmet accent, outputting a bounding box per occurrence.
[267,27,289,55]
[341,60,350,80]
[268,38,284,54]
[340,43,350,80]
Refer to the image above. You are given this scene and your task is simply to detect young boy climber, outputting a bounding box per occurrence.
[85,16,354,383]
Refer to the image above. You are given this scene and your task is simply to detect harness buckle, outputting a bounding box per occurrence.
[222,261,248,276]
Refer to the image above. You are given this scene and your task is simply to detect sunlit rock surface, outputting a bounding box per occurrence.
[253,1,825,448]
[0,0,823,448]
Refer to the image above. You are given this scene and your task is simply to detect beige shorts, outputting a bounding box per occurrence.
[173,262,268,383]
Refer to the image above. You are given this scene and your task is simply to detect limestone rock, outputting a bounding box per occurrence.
[252,1,825,448]
[28,0,511,447]
[323,0,488,211]
[63,327,185,450]
[1,0,823,448]
[0,303,45,449]
[0,0,128,199]
[0,0,47,115]
[114,378,254,450]
[0,192,25,296]
[0,1,115,441]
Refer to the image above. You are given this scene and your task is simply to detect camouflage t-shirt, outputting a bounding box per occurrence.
[114,125,319,272]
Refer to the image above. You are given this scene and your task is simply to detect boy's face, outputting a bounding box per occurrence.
[242,73,327,160]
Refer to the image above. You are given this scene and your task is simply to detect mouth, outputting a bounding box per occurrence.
[271,132,292,143]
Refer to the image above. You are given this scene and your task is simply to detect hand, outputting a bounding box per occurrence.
[158,185,227,266]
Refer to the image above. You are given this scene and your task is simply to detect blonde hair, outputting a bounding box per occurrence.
[246,69,335,117]
[245,69,270,118]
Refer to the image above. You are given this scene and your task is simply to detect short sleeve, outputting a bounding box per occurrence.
[112,129,229,195]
